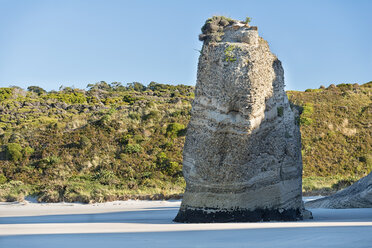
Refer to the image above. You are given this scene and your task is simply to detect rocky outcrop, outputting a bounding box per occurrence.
[305,172,372,209]
[174,16,310,223]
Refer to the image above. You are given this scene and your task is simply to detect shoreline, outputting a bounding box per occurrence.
[0,191,333,205]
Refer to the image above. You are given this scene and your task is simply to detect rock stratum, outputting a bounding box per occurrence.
[174,16,310,223]
[305,172,372,209]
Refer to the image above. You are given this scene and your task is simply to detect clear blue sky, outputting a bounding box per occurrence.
[0,0,371,91]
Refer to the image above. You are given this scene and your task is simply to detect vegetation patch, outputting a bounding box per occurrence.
[224,45,237,62]
[0,81,370,202]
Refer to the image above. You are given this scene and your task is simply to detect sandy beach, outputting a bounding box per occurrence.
[0,197,371,248]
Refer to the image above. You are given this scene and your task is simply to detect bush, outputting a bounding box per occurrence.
[44,155,60,165]
[5,143,23,162]
[0,174,7,184]
[143,110,159,121]
[123,95,137,105]
[79,135,91,149]
[37,184,64,203]
[94,169,119,185]
[45,92,87,104]
[96,114,111,127]
[63,181,91,203]
[0,88,12,101]
[166,161,181,175]
[123,144,142,154]
[224,45,236,62]
[337,83,353,91]
[128,112,141,120]
[166,123,186,138]
[156,152,181,176]
[127,82,146,92]
[23,146,35,157]
[27,86,46,95]
[119,134,132,145]
[243,17,252,24]
[300,103,314,126]
[360,154,372,172]
[0,181,29,202]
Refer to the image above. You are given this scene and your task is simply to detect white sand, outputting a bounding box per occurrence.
[0,198,371,248]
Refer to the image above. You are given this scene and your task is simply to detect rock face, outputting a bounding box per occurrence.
[305,172,372,209]
[174,16,309,223]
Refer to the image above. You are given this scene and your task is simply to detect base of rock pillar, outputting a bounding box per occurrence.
[174,207,304,223]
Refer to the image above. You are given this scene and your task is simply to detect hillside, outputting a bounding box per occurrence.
[0,81,371,202]
[288,82,371,194]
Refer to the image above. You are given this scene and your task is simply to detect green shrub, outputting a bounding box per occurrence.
[119,134,133,145]
[143,110,159,121]
[224,45,236,62]
[96,114,111,127]
[166,161,181,175]
[128,112,141,120]
[133,134,144,143]
[45,92,87,104]
[166,123,186,138]
[361,154,372,172]
[23,146,35,158]
[79,135,91,149]
[127,82,146,92]
[5,143,23,162]
[63,181,91,203]
[305,88,323,93]
[337,83,353,91]
[0,181,29,202]
[156,152,181,176]
[0,174,7,184]
[300,117,313,126]
[156,152,168,163]
[27,86,46,95]
[123,144,142,154]
[0,88,13,101]
[94,169,119,185]
[302,103,314,115]
[123,95,137,105]
[243,17,252,24]
[44,155,60,165]
[300,103,314,126]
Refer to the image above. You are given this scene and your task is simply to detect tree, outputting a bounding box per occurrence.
[27,86,46,95]
[127,82,146,92]
[86,81,111,91]
[110,82,125,91]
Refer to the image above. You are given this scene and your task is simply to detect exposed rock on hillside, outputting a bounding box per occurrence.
[175,17,310,223]
[305,172,372,208]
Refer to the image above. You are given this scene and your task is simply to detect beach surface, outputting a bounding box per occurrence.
[0,197,371,248]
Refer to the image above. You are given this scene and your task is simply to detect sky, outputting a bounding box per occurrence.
[0,0,371,91]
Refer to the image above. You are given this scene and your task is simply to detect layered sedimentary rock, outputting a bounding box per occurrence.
[306,172,372,209]
[174,16,310,223]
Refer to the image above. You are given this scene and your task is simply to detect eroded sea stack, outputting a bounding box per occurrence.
[174,16,310,223]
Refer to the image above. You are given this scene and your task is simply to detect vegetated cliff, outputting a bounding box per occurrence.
[0,81,371,202]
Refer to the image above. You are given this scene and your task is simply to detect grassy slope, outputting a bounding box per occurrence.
[0,82,371,202]
[288,82,372,194]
